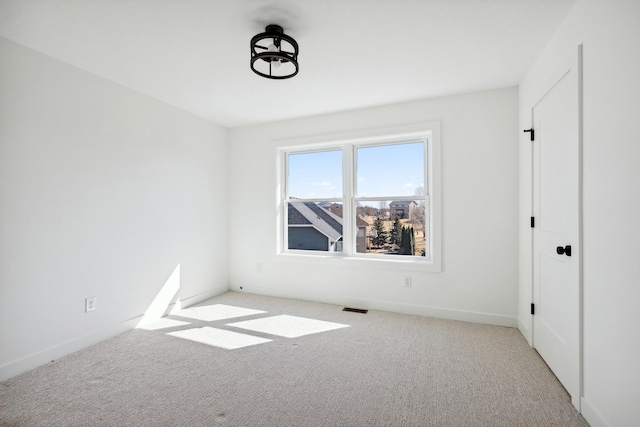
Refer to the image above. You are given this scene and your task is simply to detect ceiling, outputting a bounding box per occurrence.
[0,0,576,128]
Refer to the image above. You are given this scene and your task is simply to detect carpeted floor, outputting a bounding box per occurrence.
[0,292,589,426]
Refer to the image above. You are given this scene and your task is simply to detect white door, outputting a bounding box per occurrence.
[531,52,581,409]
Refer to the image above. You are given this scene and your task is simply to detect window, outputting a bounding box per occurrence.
[286,149,344,252]
[280,124,440,267]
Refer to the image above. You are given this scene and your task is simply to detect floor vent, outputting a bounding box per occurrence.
[342,307,368,314]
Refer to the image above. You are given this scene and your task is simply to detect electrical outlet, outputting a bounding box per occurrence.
[256,263,262,272]
[404,276,412,288]
[85,297,97,312]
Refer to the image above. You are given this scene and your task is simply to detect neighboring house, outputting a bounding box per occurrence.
[389,200,417,219]
[355,217,370,253]
[317,202,343,218]
[288,202,367,252]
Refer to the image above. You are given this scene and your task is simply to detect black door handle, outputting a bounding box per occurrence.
[556,245,572,256]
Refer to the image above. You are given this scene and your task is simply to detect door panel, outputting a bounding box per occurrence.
[540,253,571,343]
[531,61,580,409]
[539,91,573,234]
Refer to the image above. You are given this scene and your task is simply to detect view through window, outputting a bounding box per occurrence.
[284,137,430,260]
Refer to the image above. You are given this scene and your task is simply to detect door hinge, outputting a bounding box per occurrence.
[523,128,535,141]
[531,303,535,315]
[530,217,535,228]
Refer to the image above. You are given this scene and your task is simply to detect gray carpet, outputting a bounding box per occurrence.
[0,292,588,426]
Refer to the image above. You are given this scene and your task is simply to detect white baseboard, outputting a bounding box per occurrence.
[0,288,227,383]
[240,286,518,328]
[0,315,141,383]
[517,317,532,345]
[181,288,223,306]
[581,397,609,427]
[164,288,224,316]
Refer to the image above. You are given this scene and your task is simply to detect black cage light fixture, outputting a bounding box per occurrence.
[250,25,299,79]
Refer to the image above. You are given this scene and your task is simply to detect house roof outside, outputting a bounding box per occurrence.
[289,203,342,241]
[355,217,369,228]
[289,202,369,242]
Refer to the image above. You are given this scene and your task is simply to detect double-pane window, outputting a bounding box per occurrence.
[282,131,433,261]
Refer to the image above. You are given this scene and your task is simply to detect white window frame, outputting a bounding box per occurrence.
[277,123,441,272]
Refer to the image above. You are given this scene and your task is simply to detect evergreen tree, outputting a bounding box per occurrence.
[410,227,415,255]
[389,216,402,245]
[400,226,408,254]
[372,217,388,248]
[400,226,415,255]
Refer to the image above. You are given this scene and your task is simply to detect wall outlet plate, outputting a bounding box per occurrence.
[85,297,97,312]
[404,276,412,287]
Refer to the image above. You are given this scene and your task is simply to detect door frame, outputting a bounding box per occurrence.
[527,44,584,411]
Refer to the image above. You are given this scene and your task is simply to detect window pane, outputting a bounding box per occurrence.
[356,142,424,197]
[288,150,342,199]
[355,200,426,257]
[288,202,343,252]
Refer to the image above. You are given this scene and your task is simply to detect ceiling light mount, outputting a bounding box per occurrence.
[250,24,299,80]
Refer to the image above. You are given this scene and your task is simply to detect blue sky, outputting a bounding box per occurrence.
[288,142,424,202]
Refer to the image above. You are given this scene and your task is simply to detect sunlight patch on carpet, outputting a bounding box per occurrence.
[167,327,272,349]
[137,318,191,330]
[227,315,349,338]
[172,304,266,322]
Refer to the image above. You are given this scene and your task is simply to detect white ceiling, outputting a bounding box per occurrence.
[0,0,576,128]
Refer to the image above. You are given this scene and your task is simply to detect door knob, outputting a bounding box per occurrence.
[556,245,572,256]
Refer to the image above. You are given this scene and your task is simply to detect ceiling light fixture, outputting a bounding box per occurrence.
[250,25,299,80]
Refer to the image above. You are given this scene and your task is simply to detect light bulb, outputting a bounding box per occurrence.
[268,43,281,68]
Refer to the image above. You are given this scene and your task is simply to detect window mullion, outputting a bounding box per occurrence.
[284,197,343,203]
[342,144,354,256]
[282,151,288,252]
[354,196,426,203]
[424,135,431,197]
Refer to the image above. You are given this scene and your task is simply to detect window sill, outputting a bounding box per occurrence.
[277,250,442,273]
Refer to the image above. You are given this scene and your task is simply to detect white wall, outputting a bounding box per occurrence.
[518,1,640,425]
[0,37,229,381]
[229,87,519,326]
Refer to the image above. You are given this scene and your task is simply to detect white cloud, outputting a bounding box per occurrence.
[404,183,416,188]
[311,181,333,187]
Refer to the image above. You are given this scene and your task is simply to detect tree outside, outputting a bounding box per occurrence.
[372,217,388,248]
[389,216,402,245]
[399,226,415,255]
